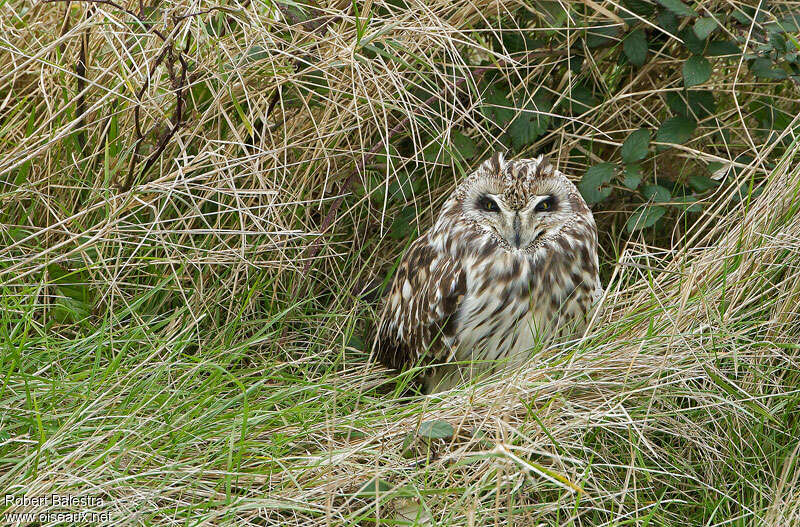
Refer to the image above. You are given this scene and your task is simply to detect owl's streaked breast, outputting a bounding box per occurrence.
[437,240,599,388]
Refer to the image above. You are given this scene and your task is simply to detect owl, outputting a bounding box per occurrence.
[374,152,602,392]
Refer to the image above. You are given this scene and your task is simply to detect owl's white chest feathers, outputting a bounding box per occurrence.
[444,242,599,369]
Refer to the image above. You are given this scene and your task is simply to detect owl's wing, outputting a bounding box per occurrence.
[374,235,466,372]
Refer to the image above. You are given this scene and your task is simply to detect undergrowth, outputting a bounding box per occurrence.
[1,0,800,525]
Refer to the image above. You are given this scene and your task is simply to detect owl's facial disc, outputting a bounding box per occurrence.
[475,193,559,250]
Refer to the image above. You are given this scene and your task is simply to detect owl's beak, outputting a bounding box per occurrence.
[512,213,521,248]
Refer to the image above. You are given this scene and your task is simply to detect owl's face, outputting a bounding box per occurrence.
[462,181,572,251]
[437,153,592,254]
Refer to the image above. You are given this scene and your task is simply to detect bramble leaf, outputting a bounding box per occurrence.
[623,164,643,190]
[507,94,552,150]
[693,17,718,40]
[656,116,697,146]
[706,40,741,56]
[689,174,720,192]
[622,0,655,16]
[623,29,648,66]
[683,55,712,87]
[418,420,454,439]
[626,205,667,232]
[357,478,393,496]
[750,58,788,79]
[621,128,650,163]
[657,0,697,17]
[642,184,671,202]
[451,131,477,160]
[578,163,616,205]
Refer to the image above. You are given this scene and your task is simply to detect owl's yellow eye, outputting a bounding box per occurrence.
[535,196,554,212]
[479,197,500,212]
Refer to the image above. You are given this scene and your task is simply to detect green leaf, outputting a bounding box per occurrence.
[683,55,712,87]
[48,264,89,301]
[687,90,716,118]
[769,32,789,53]
[750,98,794,131]
[586,25,620,48]
[400,433,418,458]
[693,17,718,40]
[418,420,454,439]
[621,128,650,163]
[244,45,268,63]
[666,90,715,118]
[501,31,544,54]
[622,0,655,16]
[538,0,569,26]
[2,228,30,244]
[423,142,451,164]
[508,94,552,150]
[390,206,415,239]
[689,174,720,192]
[298,69,330,96]
[482,86,514,126]
[568,54,585,73]
[563,86,599,115]
[228,45,268,69]
[672,195,702,212]
[666,91,688,115]
[706,40,741,56]
[347,335,365,350]
[356,478,393,497]
[656,116,697,146]
[371,144,400,166]
[731,9,751,25]
[623,29,649,66]
[678,27,706,54]
[750,58,788,79]
[732,181,764,203]
[775,14,800,34]
[657,10,679,35]
[386,172,418,203]
[702,366,780,425]
[281,69,330,108]
[657,0,697,17]
[626,205,667,232]
[52,296,92,325]
[47,264,93,324]
[451,131,477,160]
[623,164,643,190]
[578,163,616,205]
[642,184,671,202]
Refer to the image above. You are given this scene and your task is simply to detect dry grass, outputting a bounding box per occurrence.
[1,0,800,524]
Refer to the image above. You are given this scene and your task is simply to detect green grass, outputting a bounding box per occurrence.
[2,0,800,524]
[2,159,799,525]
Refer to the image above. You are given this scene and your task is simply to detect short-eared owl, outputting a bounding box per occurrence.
[374,153,602,392]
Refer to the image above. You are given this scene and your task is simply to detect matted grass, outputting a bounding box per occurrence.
[1,0,800,524]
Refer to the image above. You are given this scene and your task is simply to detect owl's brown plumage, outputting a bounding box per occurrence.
[375,152,602,392]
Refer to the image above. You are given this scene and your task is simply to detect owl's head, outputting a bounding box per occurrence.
[437,152,594,253]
